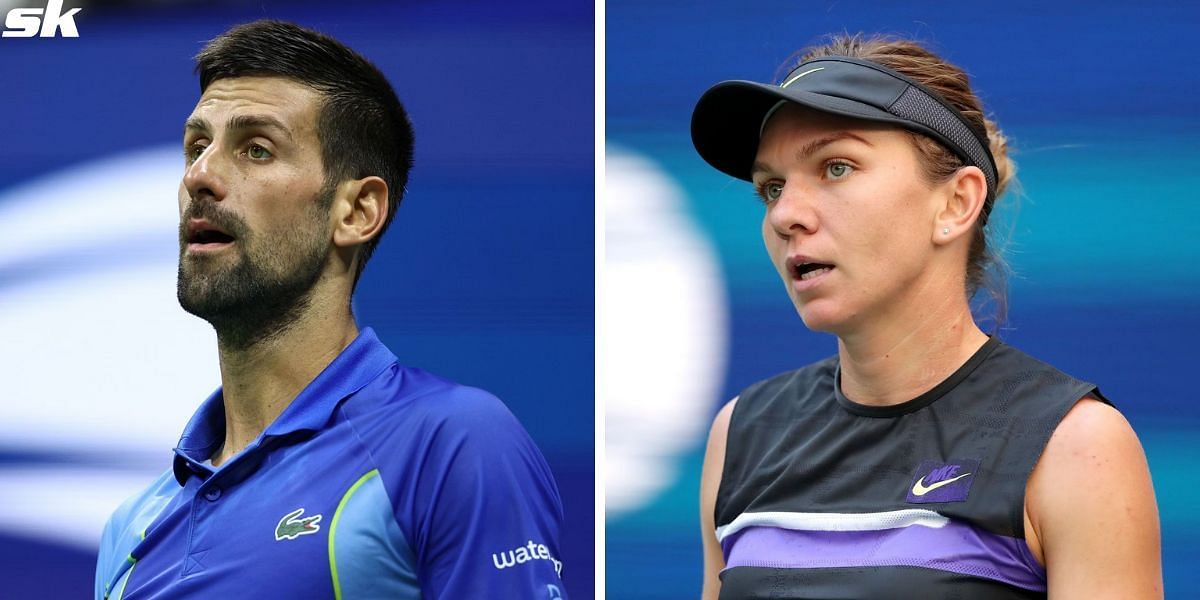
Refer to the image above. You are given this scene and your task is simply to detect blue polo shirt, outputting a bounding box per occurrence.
[95,328,568,599]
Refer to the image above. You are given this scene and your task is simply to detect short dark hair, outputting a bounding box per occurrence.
[195,19,415,287]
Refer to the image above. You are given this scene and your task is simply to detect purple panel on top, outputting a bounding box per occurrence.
[722,523,1046,592]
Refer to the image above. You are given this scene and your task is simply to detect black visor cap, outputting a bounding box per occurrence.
[690,56,997,203]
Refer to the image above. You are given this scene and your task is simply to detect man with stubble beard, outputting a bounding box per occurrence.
[95,20,567,600]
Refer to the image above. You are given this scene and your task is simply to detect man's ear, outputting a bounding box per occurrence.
[331,176,389,250]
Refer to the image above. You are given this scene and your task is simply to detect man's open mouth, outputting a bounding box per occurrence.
[190,230,235,244]
[186,219,237,249]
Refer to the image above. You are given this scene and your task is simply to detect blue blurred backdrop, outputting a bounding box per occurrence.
[605,1,1198,597]
[0,1,593,598]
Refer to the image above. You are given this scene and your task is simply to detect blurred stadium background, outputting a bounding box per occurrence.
[0,1,593,597]
[606,1,1198,597]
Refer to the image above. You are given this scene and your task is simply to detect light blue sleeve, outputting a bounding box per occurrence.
[328,469,421,599]
[94,470,180,600]
[407,390,568,599]
[345,375,570,599]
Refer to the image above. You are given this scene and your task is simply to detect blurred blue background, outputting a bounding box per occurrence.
[0,1,593,597]
[605,1,1198,597]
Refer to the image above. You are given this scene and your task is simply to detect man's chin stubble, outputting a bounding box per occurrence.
[177,254,323,353]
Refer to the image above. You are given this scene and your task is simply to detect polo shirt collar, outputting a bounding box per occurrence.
[172,327,397,485]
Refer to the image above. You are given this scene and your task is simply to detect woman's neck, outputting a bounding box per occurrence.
[836,299,988,407]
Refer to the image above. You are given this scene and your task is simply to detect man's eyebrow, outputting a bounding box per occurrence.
[226,114,294,142]
[750,131,874,178]
[182,114,294,142]
[183,116,210,138]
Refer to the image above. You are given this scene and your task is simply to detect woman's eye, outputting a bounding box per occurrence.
[248,144,272,160]
[760,182,784,203]
[826,162,853,179]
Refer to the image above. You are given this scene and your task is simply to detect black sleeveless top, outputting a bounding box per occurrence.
[715,337,1106,599]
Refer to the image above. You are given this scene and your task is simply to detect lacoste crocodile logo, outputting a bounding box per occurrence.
[275,508,322,541]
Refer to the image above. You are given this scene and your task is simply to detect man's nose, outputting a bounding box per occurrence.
[182,145,227,202]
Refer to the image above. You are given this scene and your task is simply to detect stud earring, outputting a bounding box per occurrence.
[942,227,950,235]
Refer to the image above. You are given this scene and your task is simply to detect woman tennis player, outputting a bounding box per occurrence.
[692,35,1161,599]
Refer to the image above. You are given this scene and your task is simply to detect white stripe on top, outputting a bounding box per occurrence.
[715,509,949,543]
